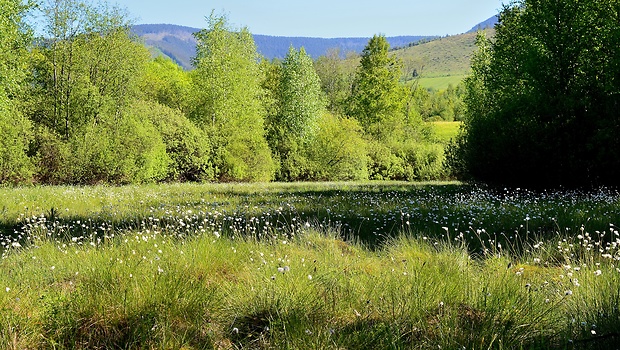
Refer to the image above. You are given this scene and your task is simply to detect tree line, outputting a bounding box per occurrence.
[6,0,614,188]
[1,0,455,185]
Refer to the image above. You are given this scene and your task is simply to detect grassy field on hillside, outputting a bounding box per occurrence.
[431,121,462,144]
[394,29,493,90]
[418,74,466,90]
[396,32,481,79]
[1,182,620,349]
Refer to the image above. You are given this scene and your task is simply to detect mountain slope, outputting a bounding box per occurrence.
[133,24,435,69]
[133,24,197,69]
[467,15,498,33]
[133,16,499,90]
[394,30,491,89]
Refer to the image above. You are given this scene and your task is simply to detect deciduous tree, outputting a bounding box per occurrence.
[28,0,149,138]
[347,35,406,136]
[314,48,353,115]
[266,46,326,180]
[453,0,620,187]
[0,0,35,183]
[191,13,274,181]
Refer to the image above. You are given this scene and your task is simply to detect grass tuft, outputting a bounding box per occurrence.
[1,182,620,348]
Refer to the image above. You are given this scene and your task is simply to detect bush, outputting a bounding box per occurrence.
[367,141,407,180]
[68,112,170,184]
[219,130,276,182]
[408,142,446,181]
[366,118,445,181]
[131,100,214,182]
[31,126,72,185]
[304,114,369,181]
[0,103,34,184]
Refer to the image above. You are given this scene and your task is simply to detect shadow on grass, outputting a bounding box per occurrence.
[2,183,620,255]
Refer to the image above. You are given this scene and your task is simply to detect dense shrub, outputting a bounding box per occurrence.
[31,125,72,185]
[218,128,276,182]
[68,113,170,184]
[304,114,369,181]
[132,100,214,182]
[0,104,34,184]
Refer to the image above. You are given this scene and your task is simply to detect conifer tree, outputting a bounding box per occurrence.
[347,35,406,136]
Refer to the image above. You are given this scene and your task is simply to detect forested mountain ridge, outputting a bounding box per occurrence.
[133,17,496,89]
[133,24,436,69]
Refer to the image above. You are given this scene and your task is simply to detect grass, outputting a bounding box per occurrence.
[1,182,620,349]
[430,121,462,144]
[394,30,492,88]
[417,75,466,90]
[341,29,493,91]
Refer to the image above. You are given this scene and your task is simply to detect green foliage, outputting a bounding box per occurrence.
[0,0,34,184]
[0,105,34,184]
[133,100,213,182]
[30,125,72,185]
[1,1,459,186]
[0,0,32,99]
[367,139,445,181]
[277,46,325,138]
[27,0,149,140]
[314,48,354,115]
[140,56,192,113]
[191,13,274,182]
[266,46,327,181]
[68,111,170,184]
[348,35,406,132]
[454,0,620,187]
[406,83,466,122]
[302,113,369,181]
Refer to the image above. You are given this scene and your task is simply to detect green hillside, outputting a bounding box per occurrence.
[394,29,494,90]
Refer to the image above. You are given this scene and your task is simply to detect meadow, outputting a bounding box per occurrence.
[1,182,619,349]
[417,75,466,91]
[430,121,462,144]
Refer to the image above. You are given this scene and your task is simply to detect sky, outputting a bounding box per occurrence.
[111,0,505,38]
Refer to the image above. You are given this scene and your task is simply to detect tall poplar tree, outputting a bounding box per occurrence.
[191,13,274,181]
[277,46,325,138]
[266,46,325,180]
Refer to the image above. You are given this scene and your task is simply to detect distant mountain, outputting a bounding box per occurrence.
[252,35,436,60]
[133,24,197,69]
[467,15,498,33]
[133,14,500,78]
[132,24,436,69]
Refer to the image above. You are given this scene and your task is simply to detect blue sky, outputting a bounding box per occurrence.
[112,0,505,38]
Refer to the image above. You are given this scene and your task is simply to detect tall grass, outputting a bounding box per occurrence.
[1,182,619,349]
